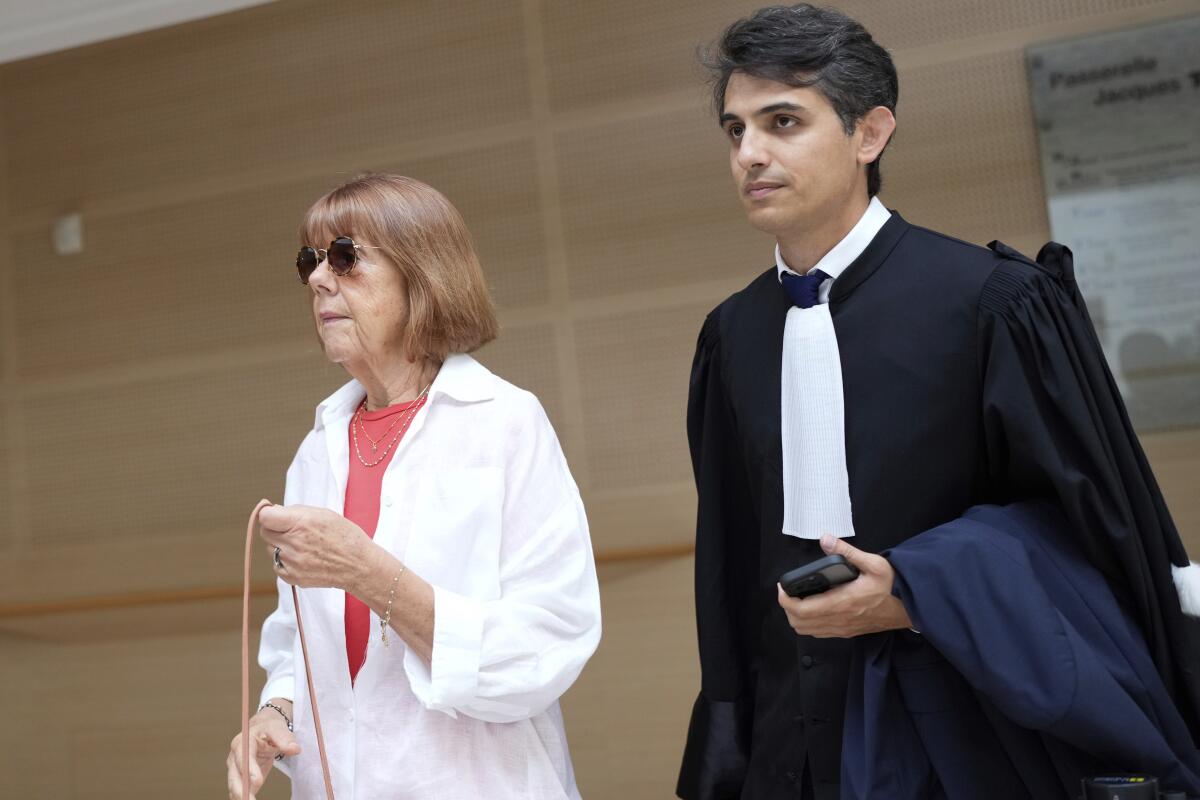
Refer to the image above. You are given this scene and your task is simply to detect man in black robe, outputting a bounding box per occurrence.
[675,5,1200,799]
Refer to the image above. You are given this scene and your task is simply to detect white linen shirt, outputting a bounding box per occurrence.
[257,353,602,800]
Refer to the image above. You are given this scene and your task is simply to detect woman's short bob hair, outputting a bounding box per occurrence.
[299,173,499,362]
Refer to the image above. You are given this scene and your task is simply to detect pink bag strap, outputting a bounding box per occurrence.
[242,499,335,800]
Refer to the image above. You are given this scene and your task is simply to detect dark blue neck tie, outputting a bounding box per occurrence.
[781,269,832,309]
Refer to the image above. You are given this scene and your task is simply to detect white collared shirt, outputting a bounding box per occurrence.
[776,197,891,540]
[258,353,601,800]
[775,196,892,297]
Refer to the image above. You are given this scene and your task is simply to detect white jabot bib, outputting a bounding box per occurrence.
[778,198,891,540]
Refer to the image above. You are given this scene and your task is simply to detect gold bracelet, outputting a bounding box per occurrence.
[379,567,405,647]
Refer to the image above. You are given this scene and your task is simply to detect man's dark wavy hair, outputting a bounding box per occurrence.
[703,4,898,196]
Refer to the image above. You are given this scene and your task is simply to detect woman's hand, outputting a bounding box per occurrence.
[226,702,300,800]
[259,504,373,592]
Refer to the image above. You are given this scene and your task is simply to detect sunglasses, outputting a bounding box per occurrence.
[295,236,379,284]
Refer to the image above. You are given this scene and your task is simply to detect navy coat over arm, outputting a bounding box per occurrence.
[842,502,1200,800]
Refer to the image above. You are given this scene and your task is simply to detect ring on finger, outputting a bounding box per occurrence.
[273,546,284,569]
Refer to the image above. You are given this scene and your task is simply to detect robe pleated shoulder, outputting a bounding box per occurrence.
[977,242,1200,739]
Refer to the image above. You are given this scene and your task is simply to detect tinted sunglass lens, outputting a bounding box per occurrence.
[296,247,319,284]
[328,238,357,275]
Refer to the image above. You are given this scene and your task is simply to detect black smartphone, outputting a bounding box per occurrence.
[780,554,860,598]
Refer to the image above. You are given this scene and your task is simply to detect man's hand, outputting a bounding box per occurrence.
[777,535,913,638]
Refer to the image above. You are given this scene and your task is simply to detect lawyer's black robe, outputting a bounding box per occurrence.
[676,212,1200,800]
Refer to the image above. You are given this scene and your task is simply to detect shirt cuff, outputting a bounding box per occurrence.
[407,586,485,717]
[259,675,295,710]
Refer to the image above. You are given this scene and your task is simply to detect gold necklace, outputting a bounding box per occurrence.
[354,368,435,450]
[354,400,404,453]
[351,384,429,468]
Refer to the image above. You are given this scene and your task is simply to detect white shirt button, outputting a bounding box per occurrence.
[383,495,393,507]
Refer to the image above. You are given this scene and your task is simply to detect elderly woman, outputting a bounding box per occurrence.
[225,174,601,799]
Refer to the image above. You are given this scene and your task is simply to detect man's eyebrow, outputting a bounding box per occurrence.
[759,102,806,115]
[719,102,807,126]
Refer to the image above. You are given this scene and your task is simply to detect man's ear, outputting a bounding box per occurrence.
[856,106,896,167]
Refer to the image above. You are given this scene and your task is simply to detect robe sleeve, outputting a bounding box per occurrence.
[676,309,759,800]
[977,242,1200,734]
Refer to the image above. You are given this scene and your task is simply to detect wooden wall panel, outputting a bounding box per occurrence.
[844,0,1169,50]
[584,483,696,555]
[0,592,279,643]
[13,142,546,381]
[575,302,709,493]
[0,629,289,799]
[0,404,9,551]
[0,0,532,219]
[1,357,344,606]
[12,181,323,380]
[887,49,1050,245]
[0,256,7,379]
[23,359,341,548]
[72,723,242,799]
[0,636,67,799]
[560,555,699,798]
[556,104,771,301]
[0,0,1197,798]
[475,321,565,433]
[372,140,550,310]
[0,94,14,555]
[0,557,698,800]
[1143,429,1200,553]
[542,0,762,113]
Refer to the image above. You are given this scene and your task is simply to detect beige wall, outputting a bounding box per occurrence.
[1,0,1198,796]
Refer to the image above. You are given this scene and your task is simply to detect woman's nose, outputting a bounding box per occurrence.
[307,256,337,293]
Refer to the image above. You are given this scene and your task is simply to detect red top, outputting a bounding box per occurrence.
[343,395,426,682]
